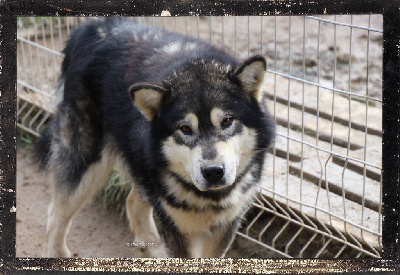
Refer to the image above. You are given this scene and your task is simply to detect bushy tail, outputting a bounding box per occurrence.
[33,125,52,170]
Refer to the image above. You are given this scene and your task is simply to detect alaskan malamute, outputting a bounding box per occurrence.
[37,18,275,258]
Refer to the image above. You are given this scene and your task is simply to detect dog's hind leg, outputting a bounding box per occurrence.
[125,187,168,257]
[42,147,115,258]
[119,162,167,257]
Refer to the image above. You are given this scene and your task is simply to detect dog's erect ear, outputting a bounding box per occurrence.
[130,84,167,120]
[232,55,266,102]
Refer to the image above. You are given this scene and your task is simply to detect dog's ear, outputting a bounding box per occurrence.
[232,55,266,102]
[129,84,167,120]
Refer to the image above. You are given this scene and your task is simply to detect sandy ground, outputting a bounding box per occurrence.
[16,15,383,259]
[16,149,137,258]
[16,147,259,258]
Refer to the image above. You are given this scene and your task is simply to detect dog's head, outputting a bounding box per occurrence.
[130,55,274,191]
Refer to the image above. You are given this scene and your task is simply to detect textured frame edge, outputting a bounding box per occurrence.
[382,6,400,262]
[1,0,399,273]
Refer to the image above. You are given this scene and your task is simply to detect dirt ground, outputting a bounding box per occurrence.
[16,147,259,258]
[16,15,383,259]
[15,147,372,259]
[16,149,137,258]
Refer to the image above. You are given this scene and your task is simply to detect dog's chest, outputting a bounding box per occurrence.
[161,199,241,234]
[160,171,259,235]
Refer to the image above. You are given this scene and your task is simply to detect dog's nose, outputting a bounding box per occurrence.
[201,164,224,183]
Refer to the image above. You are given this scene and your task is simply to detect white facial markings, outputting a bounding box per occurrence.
[161,137,259,208]
[210,106,258,185]
[163,112,209,189]
[183,113,199,132]
[163,107,258,192]
[210,108,224,128]
[226,126,258,176]
[162,136,193,183]
[162,141,206,191]
[214,141,237,186]
[209,107,236,136]
[187,146,206,190]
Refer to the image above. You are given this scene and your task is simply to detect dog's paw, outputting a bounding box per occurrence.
[42,245,72,258]
[141,244,168,258]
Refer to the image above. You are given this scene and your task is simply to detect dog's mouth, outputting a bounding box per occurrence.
[205,182,229,191]
[194,181,230,192]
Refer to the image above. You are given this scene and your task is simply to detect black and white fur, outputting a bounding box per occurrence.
[37,18,275,258]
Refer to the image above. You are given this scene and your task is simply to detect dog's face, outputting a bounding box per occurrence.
[130,56,273,191]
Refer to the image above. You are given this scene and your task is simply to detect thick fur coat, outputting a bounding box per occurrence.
[37,18,274,258]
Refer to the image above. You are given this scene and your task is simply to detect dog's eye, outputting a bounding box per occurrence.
[221,116,233,128]
[180,124,193,135]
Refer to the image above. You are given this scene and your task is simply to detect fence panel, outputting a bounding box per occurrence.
[17,15,382,258]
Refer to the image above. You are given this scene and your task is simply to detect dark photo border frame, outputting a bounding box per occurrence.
[1,0,399,273]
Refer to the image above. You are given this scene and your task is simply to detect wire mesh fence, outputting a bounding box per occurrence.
[17,15,382,258]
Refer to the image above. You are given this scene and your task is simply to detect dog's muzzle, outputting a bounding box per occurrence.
[201,164,225,189]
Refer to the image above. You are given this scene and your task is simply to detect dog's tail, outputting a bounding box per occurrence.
[33,123,53,170]
[34,18,119,170]
[33,19,95,170]
[50,77,65,111]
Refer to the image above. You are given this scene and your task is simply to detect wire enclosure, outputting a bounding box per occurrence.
[17,15,382,258]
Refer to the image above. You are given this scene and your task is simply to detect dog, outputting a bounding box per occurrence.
[36,18,275,258]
